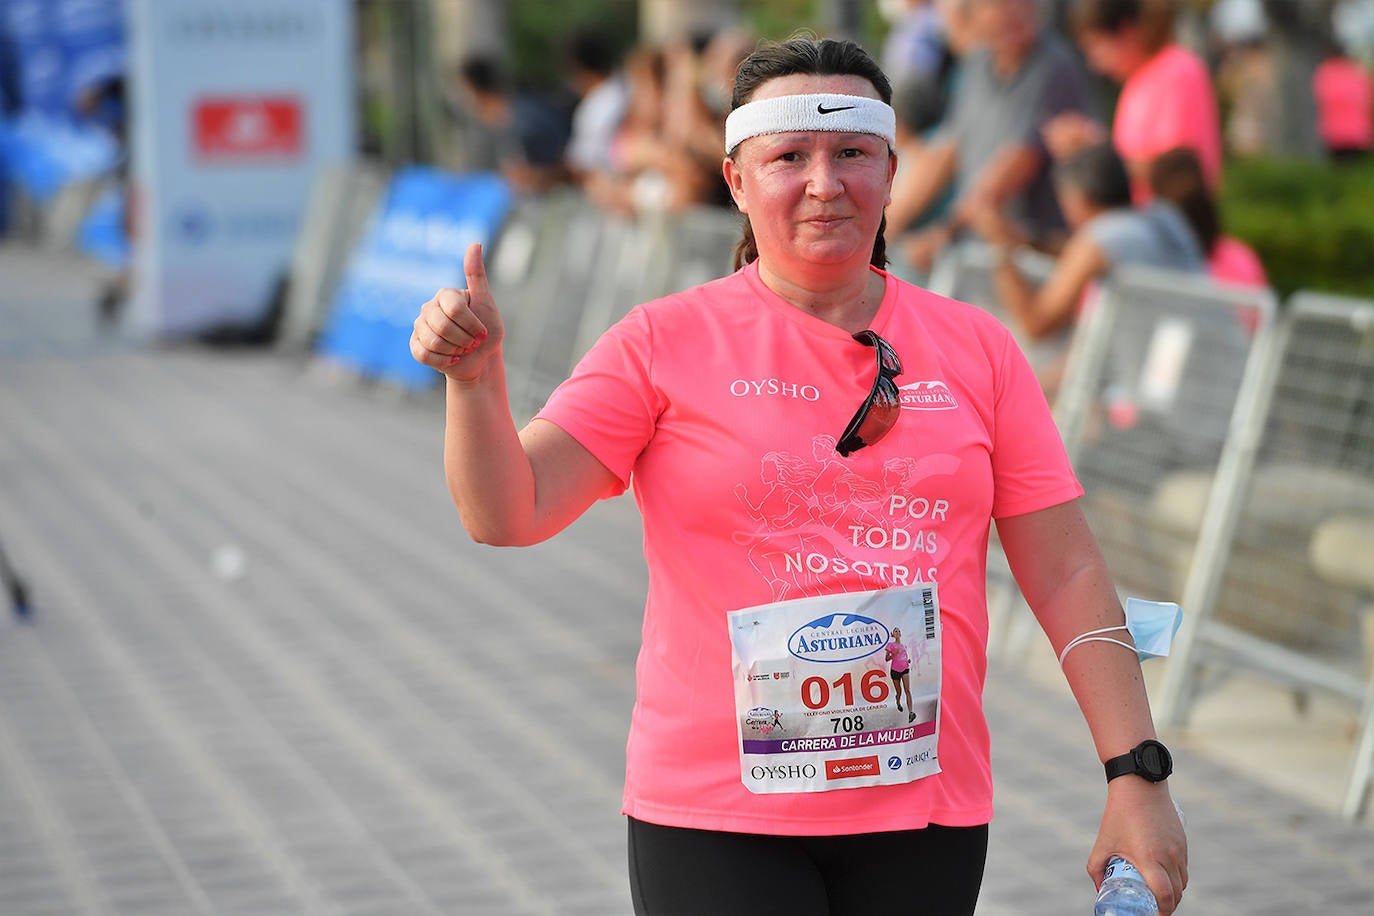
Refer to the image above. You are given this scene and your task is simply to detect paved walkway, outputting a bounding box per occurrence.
[1,243,1372,914]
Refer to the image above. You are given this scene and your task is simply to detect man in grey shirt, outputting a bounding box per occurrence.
[890,0,1092,273]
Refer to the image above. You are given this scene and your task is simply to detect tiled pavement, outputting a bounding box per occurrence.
[2,243,1372,914]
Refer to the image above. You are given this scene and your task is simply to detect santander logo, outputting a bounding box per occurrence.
[899,380,958,411]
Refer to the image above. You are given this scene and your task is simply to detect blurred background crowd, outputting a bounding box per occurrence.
[2,0,1374,337]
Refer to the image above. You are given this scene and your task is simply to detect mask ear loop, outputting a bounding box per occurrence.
[1058,625,1137,667]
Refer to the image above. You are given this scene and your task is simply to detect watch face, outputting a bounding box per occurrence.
[1137,740,1172,779]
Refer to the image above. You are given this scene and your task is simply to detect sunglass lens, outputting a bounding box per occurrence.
[837,376,900,457]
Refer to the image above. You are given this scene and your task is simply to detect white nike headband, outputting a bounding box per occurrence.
[724,93,897,155]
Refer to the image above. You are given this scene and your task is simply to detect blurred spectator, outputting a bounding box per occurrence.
[1313,40,1374,162]
[980,142,1203,342]
[581,40,728,217]
[1046,0,1222,202]
[453,55,572,195]
[667,27,754,209]
[895,0,1093,275]
[72,73,130,325]
[978,143,1204,394]
[885,0,980,242]
[1147,146,1268,290]
[886,76,955,237]
[879,0,948,86]
[1215,34,1272,157]
[563,29,630,181]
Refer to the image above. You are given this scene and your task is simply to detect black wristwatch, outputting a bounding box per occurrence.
[1104,739,1173,783]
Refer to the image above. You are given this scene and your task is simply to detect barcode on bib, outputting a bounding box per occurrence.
[923,588,936,640]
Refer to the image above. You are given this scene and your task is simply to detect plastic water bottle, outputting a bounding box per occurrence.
[1094,856,1157,915]
[1094,802,1185,915]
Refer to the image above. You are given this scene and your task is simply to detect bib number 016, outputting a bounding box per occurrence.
[800,670,890,710]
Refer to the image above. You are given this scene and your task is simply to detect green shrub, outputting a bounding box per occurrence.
[1221,155,1374,301]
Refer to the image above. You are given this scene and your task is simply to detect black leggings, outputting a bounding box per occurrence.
[627,816,988,915]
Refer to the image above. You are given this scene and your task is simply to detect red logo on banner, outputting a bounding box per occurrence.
[824,756,881,780]
[193,97,303,160]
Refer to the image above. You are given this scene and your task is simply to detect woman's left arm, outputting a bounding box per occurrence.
[996,499,1188,915]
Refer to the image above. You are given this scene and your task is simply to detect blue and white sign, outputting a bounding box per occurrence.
[317,167,513,389]
[126,0,354,338]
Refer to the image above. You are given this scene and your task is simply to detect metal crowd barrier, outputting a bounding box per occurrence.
[278,161,389,350]
[1052,266,1279,605]
[927,239,1072,654]
[927,239,1065,382]
[491,192,740,422]
[1154,290,1374,820]
[284,169,741,405]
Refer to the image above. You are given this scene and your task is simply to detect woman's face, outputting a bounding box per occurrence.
[723,74,897,275]
[1079,27,1146,81]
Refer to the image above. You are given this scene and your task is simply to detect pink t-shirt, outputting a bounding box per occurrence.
[1314,58,1374,150]
[1208,236,1268,290]
[1113,44,1222,201]
[885,638,911,672]
[537,262,1083,835]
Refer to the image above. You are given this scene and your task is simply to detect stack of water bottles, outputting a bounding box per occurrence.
[1094,803,1186,915]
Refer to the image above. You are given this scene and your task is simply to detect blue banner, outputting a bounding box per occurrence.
[75,181,127,267]
[0,0,124,118]
[317,167,513,389]
[0,0,123,202]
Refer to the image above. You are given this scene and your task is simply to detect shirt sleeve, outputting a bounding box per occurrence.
[987,327,1084,518]
[535,304,664,496]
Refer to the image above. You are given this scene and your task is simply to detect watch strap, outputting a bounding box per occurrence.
[1104,739,1172,783]
[1104,752,1140,782]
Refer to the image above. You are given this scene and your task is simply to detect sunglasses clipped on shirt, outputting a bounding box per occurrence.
[836,329,902,457]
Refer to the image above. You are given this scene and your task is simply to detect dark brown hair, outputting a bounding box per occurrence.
[1070,0,1177,57]
[1148,147,1218,254]
[728,37,893,271]
[1053,142,1133,209]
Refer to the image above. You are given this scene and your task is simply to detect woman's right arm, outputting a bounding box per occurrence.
[413,243,619,546]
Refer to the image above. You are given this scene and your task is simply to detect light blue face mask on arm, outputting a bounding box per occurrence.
[1058,598,1184,667]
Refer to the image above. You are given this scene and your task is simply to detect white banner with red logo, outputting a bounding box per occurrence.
[728,583,942,794]
[126,0,353,337]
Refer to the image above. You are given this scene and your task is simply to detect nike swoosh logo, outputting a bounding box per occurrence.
[817,103,855,114]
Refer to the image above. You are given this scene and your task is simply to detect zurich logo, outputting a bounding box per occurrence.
[887,755,903,771]
[788,614,890,664]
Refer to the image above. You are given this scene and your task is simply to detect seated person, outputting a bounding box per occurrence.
[1147,146,1268,291]
[975,143,1205,393]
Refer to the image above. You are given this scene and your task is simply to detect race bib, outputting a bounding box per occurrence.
[728,583,942,794]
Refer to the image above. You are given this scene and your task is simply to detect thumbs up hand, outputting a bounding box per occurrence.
[411,242,503,383]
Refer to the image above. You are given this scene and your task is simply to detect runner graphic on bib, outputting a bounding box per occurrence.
[728,583,941,793]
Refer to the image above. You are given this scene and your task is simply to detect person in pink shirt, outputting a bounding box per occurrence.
[1147,146,1269,292]
[410,36,1186,916]
[884,626,917,721]
[1313,43,1374,161]
[1044,0,1222,202]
